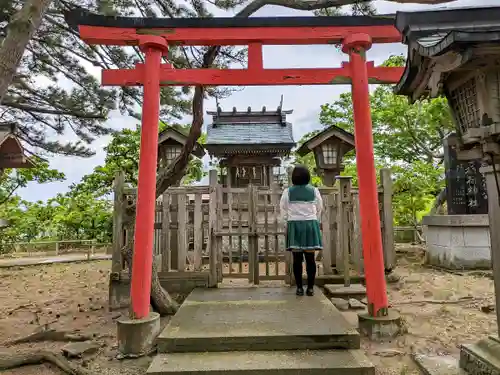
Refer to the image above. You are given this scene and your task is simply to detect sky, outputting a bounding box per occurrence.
[17,0,498,201]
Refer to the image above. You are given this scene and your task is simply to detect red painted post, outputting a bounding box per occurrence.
[342,33,389,317]
[130,36,168,319]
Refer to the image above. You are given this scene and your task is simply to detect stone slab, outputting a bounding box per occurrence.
[349,298,366,310]
[62,341,100,358]
[459,336,500,375]
[324,284,367,299]
[331,297,349,310]
[412,354,465,375]
[148,350,375,375]
[157,287,360,353]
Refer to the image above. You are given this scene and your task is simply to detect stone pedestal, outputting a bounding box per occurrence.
[454,164,500,375]
[117,312,161,357]
[459,336,500,375]
[422,215,491,270]
[357,309,403,341]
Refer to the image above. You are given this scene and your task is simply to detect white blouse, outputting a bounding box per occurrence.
[279,187,323,222]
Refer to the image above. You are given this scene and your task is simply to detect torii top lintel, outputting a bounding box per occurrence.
[65,9,401,46]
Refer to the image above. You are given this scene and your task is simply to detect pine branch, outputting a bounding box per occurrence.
[2,100,106,119]
[237,0,456,16]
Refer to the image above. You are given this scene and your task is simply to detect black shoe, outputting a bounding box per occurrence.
[296,287,304,296]
[306,288,314,296]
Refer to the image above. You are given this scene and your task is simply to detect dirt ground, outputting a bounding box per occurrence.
[0,246,496,375]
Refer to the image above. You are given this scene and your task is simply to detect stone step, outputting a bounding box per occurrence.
[157,286,360,353]
[147,350,375,375]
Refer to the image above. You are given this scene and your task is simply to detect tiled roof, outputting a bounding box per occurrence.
[206,122,295,145]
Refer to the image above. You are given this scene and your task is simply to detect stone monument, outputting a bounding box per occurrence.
[395,6,500,373]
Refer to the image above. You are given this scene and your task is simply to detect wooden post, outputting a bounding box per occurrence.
[55,241,59,256]
[177,192,187,271]
[161,191,171,271]
[380,168,395,271]
[286,166,293,285]
[112,172,125,274]
[194,193,203,271]
[481,164,500,338]
[208,170,218,287]
[321,193,333,275]
[351,194,364,274]
[248,184,259,284]
[336,176,352,286]
[227,167,233,276]
[215,180,223,283]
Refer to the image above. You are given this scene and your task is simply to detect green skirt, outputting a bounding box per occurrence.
[286,220,322,251]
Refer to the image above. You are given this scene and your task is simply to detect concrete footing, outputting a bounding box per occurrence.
[117,312,161,357]
[357,309,403,341]
[459,336,500,375]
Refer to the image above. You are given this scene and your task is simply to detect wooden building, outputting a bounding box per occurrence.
[0,122,33,170]
[157,125,205,171]
[205,106,295,188]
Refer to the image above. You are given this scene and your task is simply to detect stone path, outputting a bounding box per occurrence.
[149,286,375,375]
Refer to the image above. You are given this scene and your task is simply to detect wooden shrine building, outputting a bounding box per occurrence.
[205,106,295,188]
[0,122,33,170]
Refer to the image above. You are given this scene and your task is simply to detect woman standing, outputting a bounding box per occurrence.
[280,165,323,296]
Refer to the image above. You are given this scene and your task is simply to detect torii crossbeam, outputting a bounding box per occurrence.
[65,9,403,321]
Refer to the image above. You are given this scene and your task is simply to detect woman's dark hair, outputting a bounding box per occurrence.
[291,164,311,186]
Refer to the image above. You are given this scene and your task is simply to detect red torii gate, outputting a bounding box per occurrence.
[66,10,403,320]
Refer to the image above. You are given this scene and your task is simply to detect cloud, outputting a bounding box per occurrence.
[17,0,496,201]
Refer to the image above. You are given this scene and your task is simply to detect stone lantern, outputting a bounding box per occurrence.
[157,126,205,171]
[394,6,500,373]
[296,125,355,186]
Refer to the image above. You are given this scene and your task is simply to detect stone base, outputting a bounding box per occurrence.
[459,336,500,375]
[412,354,464,375]
[148,350,375,375]
[357,309,403,341]
[423,215,491,270]
[117,312,161,357]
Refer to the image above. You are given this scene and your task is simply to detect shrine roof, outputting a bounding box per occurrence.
[296,125,355,157]
[0,122,34,169]
[394,6,500,100]
[158,125,205,158]
[206,121,295,147]
[65,8,394,30]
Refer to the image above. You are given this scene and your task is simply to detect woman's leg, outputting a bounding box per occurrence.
[304,251,316,295]
[292,251,304,295]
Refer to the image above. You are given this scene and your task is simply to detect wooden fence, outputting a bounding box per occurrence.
[1,240,111,258]
[111,168,394,287]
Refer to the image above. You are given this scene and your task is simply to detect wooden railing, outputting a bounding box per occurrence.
[1,240,111,258]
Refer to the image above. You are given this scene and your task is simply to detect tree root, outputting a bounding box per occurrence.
[392,296,487,306]
[120,236,179,316]
[0,349,92,374]
[5,324,93,346]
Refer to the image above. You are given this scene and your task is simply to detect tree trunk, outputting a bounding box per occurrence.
[430,187,447,215]
[0,0,53,103]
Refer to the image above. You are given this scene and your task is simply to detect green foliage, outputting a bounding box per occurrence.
[1,0,245,157]
[0,158,65,204]
[294,55,453,225]
[69,122,206,198]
